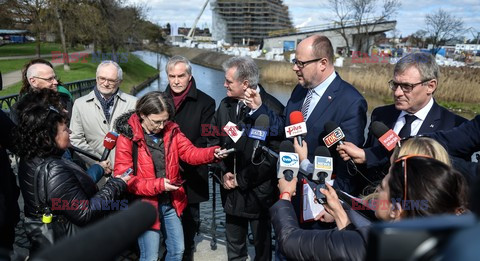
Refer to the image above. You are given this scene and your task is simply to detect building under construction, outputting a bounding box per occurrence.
[211,0,293,45]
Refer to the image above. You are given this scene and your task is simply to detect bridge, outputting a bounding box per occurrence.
[263,19,397,55]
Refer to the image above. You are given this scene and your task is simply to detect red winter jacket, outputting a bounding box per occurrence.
[114,112,219,230]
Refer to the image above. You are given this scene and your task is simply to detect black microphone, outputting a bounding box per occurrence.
[33,201,156,261]
[248,114,269,160]
[370,121,401,151]
[69,146,101,162]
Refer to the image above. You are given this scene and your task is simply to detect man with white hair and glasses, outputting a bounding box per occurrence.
[70,60,137,168]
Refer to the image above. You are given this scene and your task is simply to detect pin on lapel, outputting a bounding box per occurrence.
[430,124,434,128]
[328,96,332,101]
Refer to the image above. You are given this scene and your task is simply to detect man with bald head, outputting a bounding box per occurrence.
[248,35,367,194]
[25,62,58,91]
[70,60,137,167]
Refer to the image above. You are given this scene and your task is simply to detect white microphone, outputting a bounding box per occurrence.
[285,111,307,146]
[223,121,243,143]
[313,146,333,182]
[277,140,299,181]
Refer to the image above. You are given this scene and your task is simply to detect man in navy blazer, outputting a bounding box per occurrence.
[245,35,367,194]
[338,53,467,188]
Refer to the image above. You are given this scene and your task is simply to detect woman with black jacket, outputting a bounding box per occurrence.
[14,103,130,255]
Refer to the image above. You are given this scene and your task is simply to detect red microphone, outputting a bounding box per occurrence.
[370,121,401,151]
[100,131,119,161]
[285,111,307,146]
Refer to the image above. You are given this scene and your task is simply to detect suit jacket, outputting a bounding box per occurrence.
[165,77,216,204]
[364,100,467,170]
[70,89,137,166]
[253,73,367,193]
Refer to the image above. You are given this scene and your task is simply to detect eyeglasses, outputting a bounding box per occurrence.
[394,154,432,203]
[97,76,119,85]
[388,79,432,93]
[292,58,324,68]
[33,75,58,83]
[145,116,169,128]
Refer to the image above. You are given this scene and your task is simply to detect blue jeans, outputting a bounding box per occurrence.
[138,203,184,261]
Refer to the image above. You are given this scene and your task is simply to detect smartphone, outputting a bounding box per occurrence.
[218,148,236,156]
[170,179,186,186]
[120,168,133,178]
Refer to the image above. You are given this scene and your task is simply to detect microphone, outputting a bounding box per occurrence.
[323,121,356,166]
[69,146,101,162]
[100,131,119,161]
[33,201,156,261]
[370,121,401,151]
[277,140,299,181]
[248,114,269,160]
[285,111,307,146]
[313,146,333,182]
[223,121,243,143]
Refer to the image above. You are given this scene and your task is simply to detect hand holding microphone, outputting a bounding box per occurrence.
[336,142,366,164]
[278,176,298,200]
[293,137,308,162]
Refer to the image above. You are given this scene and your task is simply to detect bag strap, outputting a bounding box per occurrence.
[132,141,138,176]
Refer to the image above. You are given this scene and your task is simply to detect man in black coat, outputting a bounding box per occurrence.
[207,56,284,261]
[164,55,216,261]
[0,110,20,258]
[338,52,467,192]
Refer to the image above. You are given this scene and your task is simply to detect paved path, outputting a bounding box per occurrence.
[1,49,93,89]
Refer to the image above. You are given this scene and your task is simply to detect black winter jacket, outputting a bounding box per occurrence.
[207,85,284,218]
[270,200,370,261]
[18,155,126,249]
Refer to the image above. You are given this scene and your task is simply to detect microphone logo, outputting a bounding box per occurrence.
[315,157,333,171]
[223,121,243,143]
[323,127,345,148]
[281,154,298,166]
[248,128,267,141]
[105,137,115,143]
[284,122,307,138]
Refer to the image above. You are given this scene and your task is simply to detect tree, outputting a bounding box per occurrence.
[328,0,352,56]
[425,9,464,55]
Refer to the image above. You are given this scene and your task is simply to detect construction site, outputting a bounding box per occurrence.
[210,0,293,45]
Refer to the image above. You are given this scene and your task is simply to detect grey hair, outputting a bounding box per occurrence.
[166,55,192,75]
[222,56,259,88]
[96,60,123,81]
[394,52,440,82]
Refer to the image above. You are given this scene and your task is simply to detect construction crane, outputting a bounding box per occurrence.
[187,0,210,39]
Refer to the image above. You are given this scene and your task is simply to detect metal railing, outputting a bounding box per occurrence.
[0,78,96,112]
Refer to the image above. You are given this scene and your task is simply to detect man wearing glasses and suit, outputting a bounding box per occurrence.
[70,60,137,167]
[338,52,467,191]
[246,35,368,195]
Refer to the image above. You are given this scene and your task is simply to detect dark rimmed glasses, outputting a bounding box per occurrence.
[292,58,324,68]
[394,154,432,203]
[388,79,432,93]
[97,76,120,85]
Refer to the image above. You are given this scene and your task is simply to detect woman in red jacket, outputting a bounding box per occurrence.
[114,91,226,261]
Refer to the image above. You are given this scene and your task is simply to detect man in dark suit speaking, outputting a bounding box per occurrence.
[245,35,367,194]
[338,52,467,190]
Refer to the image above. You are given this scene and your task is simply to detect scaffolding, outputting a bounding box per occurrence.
[211,0,293,45]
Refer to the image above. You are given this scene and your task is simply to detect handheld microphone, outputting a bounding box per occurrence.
[323,121,356,166]
[313,146,333,182]
[370,121,401,151]
[277,140,299,181]
[248,114,269,160]
[69,146,101,162]
[100,131,119,161]
[285,111,307,146]
[33,201,156,261]
[223,121,243,143]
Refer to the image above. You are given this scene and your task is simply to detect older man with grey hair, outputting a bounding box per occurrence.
[338,52,467,191]
[70,60,137,168]
[207,56,284,261]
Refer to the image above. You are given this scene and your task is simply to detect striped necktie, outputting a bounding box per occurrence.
[301,89,314,120]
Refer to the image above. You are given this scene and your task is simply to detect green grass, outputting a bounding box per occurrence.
[0,53,158,97]
[0,42,84,57]
[0,58,32,73]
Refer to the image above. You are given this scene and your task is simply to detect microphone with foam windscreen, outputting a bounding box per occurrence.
[33,201,156,261]
[323,121,356,166]
[248,114,269,160]
[100,131,119,161]
[370,121,401,151]
[277,140,299,181]
[69,146,101,162]
[285,111,307,147]
[313,146,333,182]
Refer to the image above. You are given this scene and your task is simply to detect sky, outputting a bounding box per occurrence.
[129,0,480,39]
